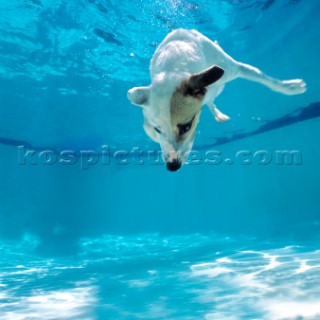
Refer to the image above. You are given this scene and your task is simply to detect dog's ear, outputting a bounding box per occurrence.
[189,65,224,90]
[127,86,150,107]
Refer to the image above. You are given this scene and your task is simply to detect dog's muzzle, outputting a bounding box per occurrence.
[166,159,182,172]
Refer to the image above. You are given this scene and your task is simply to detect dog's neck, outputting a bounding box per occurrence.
[152,71,190,88]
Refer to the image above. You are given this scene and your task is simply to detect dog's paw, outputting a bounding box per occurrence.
[280,79,307,95]
[214,109,230,123]
[208,103,231,123]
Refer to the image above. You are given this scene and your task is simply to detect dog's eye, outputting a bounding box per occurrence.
[154,127,161,134]
[177,116,195,136]
[192,88,206,97]
[184,85,206,98]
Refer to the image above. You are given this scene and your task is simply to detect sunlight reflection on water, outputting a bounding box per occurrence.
[1,235,320,319]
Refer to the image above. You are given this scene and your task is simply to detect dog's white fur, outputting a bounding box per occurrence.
[128,29,307,171]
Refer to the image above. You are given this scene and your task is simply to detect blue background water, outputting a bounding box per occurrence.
[0,0,320,319]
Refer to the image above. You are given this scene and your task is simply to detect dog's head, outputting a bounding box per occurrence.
[128,65,224,171]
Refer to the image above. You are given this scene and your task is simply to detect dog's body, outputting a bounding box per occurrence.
[128,29,306,171]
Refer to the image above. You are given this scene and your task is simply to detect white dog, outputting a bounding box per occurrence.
[127,29,306,171]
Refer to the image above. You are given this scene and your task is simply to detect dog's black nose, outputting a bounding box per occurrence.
[166,159,181,172]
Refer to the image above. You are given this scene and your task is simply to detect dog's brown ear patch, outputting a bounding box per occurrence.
[189,65,224,91]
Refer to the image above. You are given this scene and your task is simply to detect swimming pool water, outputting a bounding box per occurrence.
[1,234,320,319]
[0,0,320,319]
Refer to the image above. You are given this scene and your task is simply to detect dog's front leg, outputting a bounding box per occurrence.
[236,62,307,95]
[207,101,230,123]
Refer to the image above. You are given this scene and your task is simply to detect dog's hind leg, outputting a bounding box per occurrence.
[236,62,307,95]
[207,101,230,123]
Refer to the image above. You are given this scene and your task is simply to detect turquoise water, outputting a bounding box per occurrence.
[0,0,320,319]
